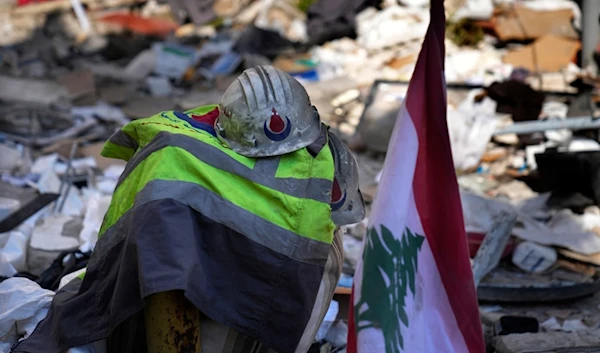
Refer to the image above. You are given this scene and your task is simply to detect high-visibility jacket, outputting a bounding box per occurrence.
[14,105,337,353]
[99,104,336,251]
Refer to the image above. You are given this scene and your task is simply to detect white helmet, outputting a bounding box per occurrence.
[215,65,322,157]
[328,130,366,226]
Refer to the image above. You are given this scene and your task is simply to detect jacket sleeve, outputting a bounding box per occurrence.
[294,227,344,353]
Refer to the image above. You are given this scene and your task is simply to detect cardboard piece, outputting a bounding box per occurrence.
[559,248,600,267]
[494,6,578,41]
[503,35,580,73]
[386,54,417,69]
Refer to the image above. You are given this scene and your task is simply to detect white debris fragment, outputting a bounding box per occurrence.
[0,278,54,352]
[542,317,589,332]
[566,138,600,153]
[512,241,558,273]
[30,215,82,252]
[1,225,33,273]
[356,5,429,51]
[541,317,562,331]
[31,154,59,175]
[451,0,494,21]
[95,164,125,194]
[461,192,600,255]
[0,144,22,173]
[34,170,61,194]
[79,192,112,253]
[447,90,498,171]
[562,319,589,332]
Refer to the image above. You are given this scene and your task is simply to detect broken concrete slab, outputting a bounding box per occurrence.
[0,76,69,105]
[494,329,600,353]
[28,215,82,275]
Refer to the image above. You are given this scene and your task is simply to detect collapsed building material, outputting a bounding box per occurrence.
[0,108,97,147]
[503,35,581,73]
[0,182,59,233]
[494,116,600,135]
[472,211,517,287]
[494,329,600,353]
[494,6,578,41]
[0,76,69,106]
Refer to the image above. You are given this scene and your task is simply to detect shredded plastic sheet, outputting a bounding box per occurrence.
[78,192,112,253]
[0,223,35,278]
[0,278,53,352]
[447,90,498,171]
[461,191,600,255]
[0,277,107,353]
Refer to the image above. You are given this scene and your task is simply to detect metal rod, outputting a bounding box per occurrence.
[54,142,78,213]
[493,116,600,136]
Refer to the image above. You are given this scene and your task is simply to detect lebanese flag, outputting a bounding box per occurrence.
[346,0,485,352]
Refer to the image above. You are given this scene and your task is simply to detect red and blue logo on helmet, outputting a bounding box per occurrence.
[264,108,291,141]
[331,178,346,211]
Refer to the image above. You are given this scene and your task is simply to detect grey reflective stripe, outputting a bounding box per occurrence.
[117,131,332,204]
[253,157,279,176]
[109,130,139,151]
[91,179,330,267]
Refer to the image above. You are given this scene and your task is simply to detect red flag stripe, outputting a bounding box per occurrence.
[406,0,485,352]
[347,289,357,353]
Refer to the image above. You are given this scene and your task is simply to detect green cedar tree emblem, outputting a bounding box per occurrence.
[355,225,425,353]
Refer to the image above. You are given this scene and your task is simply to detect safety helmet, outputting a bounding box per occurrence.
[215,65,322,157]
[328,130,366,226]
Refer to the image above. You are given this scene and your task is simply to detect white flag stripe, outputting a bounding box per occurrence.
[353,107,469,353]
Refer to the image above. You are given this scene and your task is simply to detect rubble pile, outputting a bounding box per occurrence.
[2,0,600,351]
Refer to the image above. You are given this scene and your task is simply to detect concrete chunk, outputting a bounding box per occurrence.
[0,76,69,105]
[495,330,600,353]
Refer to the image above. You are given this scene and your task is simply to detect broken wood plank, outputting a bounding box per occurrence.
[334,287,352,295]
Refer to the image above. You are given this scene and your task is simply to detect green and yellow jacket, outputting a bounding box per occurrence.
[14,105,337,353]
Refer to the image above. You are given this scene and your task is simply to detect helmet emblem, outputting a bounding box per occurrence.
[331,178,347,211]
[264,108,291,141]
